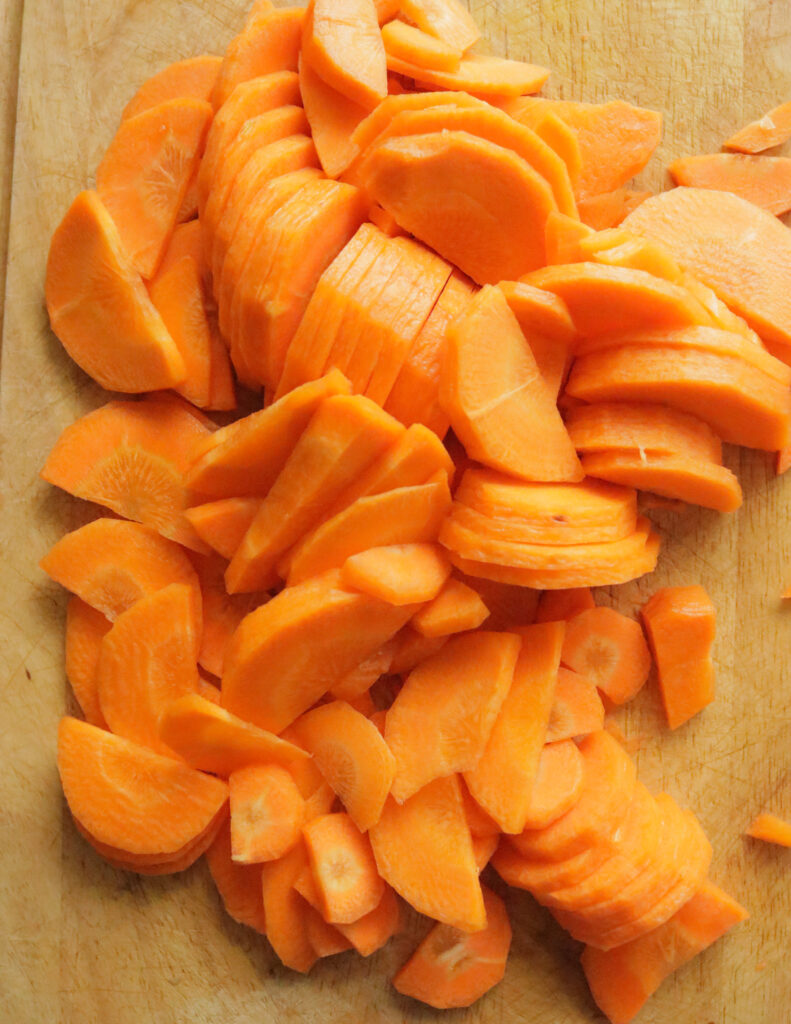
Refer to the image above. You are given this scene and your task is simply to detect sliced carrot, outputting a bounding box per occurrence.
[205,821,267,934]
[523,739,586,830]
[492,834,616,896]
[578,188,650,230]
[386,631,519,802]
[399,0,479,52]
[303,812,385,923]
[580,227,683,281]
[191,553,261,679]
[155,219,207,282]
[382,19,461,72]
[453,574,540,632]
[384,52,549,98]
[64,597,110,729]
[330,639,397,700]
[544,210,594,264]
[197,675,222,704]
[460,780,501,838]
[374,0,400,22]
[724,100,791,153]
[261,840,318,973]
[185,498,262,560]
[566,402,723,462]
[409,577,490,638]
[290,700,395,831]
[121,55,222,120]
[534,111,582,189]
[370,774,484,931]
[304,904,354,957]
[341,543,451,606]
[298,54,367,177]
[295,865,400,954]
[229,763,305,863]
[464,621,563,834]
[40,518,200,623]
[561,606,651,705]
[536,588,595,623]
[745,812,791,847]
[500,279,577,343]
[546,667,605,742]
[302,0,387,110]
[669,153,791,216]
[388,626,448,674]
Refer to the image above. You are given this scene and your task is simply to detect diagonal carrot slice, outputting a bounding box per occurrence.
[185,498,263,560]
[206,821,267,933]
[64,597,111,729]
[302,0,387,110]
[385,53,548,98]
[399,0,479,53]
[381,19,462,73]
[191,553,262,679]
[121,55,222,120]
[303,812,385,924]
[261,840,318,973]
[724,100,791,153]
[299,52,368,177]
[546,667,605,742]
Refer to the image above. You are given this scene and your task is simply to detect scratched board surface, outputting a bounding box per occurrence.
[1,1,790,1021]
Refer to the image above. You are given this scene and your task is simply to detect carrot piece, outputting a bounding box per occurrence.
[362,132,557,285]
[499,279,577,344]
[302,0,387,110]
[521,739,585,831]
[297,56,366,178]
[185,498,262,560]
[399,0,479,52]
[386,631,519,802]
[409,577,489,638]
[440,285,582,482]
[388,626,448,674]
[303,812,384,923]
[212,6,305,109]
[374,0,400,21]
[577,188,649,230]
[451,574,539,632]
[463,622,563,833]
[669,153,791,216]
[581,880,748,1024]
[304,903,354,957]
[295,865,400,954]
[536,588,595,623]
[206,822,267,933]
[566,402,723,462]
[370,774,484,931]
[460,780,501,838]
[745,812,791,847]
[155,219,207,283]
[544,210,595,264]
[58,716,228,858]
[229,763,305,863]
[561,607,650,705]
[64,597,111,729]
[97,98,211,278]
[384,52,549,98]
[640,585,716,729]
[534,111,582,189]
[341,543,451,606]
[121,55,221,121]
[382,20,461,72]
[546,667,605,742]
[725,100,791,153]
[331,639,397,700]
[197,674,222,704]
[190,553,261,679]
[492,832,613,895]
[261,841,318,973]
[286,479,451,585]
[222,570,415,732]
[580,227,683,281]
[290,700,396,831]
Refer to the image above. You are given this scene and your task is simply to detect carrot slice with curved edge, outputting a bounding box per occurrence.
[460,780,501,838]
[582,880,748,1024]
[97,98,212,279]
[441,285,582,481]
[669,153,791,216]
[222,570,415,732]
[295,868,400,954]
[533,111,582,190]
[97,583,199,756]
[45,191,185,392]
[386,631,519,803]
[640,585,716,730]
[185,498,262,560]
[191,553,262,678]
[342,543,451,606]
[212,6,305,110]
[298,54,367,177]
[546,667,605,742]
[386,52,548,98]
[544,210,595,264]
[394,884,510,1009]
[290,700,395,831]
[399,0,479,52]
[388,627,447,674]
[58,716,228,858]
[286,478,451,585]
[580,227,683,281]
[226,395,404,592]
[409,577,490,638]
[186,371,350,500]
[41,518,200,622]
[159,694,308,777]
[303,812,384,924]
[229,763,305,863]
[499,278,576,397]
[361,132,557,285]
[155,219,207,284]
[561,606,651,705]
[473,835,498,871]
[121,55,222,120]
[206,821,267,934]
[446,500,639,549]
[381,19,461,72]
[577,188,650,230]
[725,100,791,153]
[302,0,387,110]
[463,621,562,834]
[261,840,318,973]
[371,774,484,931]
[453,574,539,632]
[330,639,397,700]
[64,597,111,728]
[492,833,613,896]
[536,588,595,622]
[304,907,354,957]
[745,812,791,847]
[623,186,791,359]
[566,402,723,462]
[519,739,585,831]
[41,394,212,552]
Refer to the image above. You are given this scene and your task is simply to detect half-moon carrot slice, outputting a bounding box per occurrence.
[669,153,791,216]
[191,553,263,679]
[205,821,268,933]
[229,763,306,863]
[185,498,262,560]
[519,739,585,830]
[298,54,367,177]
[385,52,549,98]
[302,0,387,110]
[446,501,638,549]
[64,597,111,728]
[724,100,791,153]
[409,577,490,638]
[388,627,447,674]
[399,0,479,52]
[303,812,385,924]
[533,111,582,189]
[561,606,652,705]
[122,55,222,120]
[381,19,461,72]
[546,667,605,742]
[492,834,614,896]
[294,868,401,955]
[260,841,318,973]
[544,210,594,264]
[342,543,451,606]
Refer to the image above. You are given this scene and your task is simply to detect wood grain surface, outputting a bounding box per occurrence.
[2,2,790,1022]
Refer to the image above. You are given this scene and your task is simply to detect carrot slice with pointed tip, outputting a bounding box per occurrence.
[535,588,595,623]
[302,0,387,110]
[561,606,651,705]
[303,812,384,924]
[206,821,267,934]
[342,543,451,606]
[298,54,367,177]
[669,153,791,216]
[261,841,318,973]
[544,210,594,264]
[191,553,261,679]
[185,498,262,560]
[724,100,791,153]
[385,52,549,97]
[64,597,110,729]
[745,812,791,847]
[546,667,605,742]
[534,111,582,189]
[212,6,305,109]
[399,0,479,52]
[409,577,490,638]
[229,763,305,863]
[381,19,461,72]
[473,836,498,871]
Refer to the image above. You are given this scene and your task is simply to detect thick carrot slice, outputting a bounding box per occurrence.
[409,577,490,638]
[382,19,461,72]
[460,780,501,838]
[452,574,539,632]
[493,833,613,895]
[386,631,519,802]
[640,585,716,729]
[499,279,576,396]
[97,583,199,756]
[295,867,400,954]
[580,227,683,280]
[669,153,791,216]
[64,597,110,729]
[561,606,651,705]
[45,191,185,391]
[261,841,318,973]
[745,812,791,847]
[362,132,557,284]
[302,0,387,109]
[155,219,207,282]
[464,622,563,834]
[222,570,415,732]
[229,763,305,863]
[206,822,267,934]
[399,0,479,52]
[566,402,722,462]
[388,627,448,674]
[41,518,200,622]
[342,543,451,606]
[546,667,605,742]
[185,498,262,560]
[121,55,222,120]
[291,700,395,831]
[394,884,510,1009]
[582,880,748,1024]
[298,54,367,177]
[58,716,228,858]
[212,6,305,109]
[385,53,549,97]
[441,285,582,481]
[97,98,211,278]
[303,812,384,923]
[519,739,585,830]
[724,100,791,153]
[536,588,595,623]
[370,775,484,931]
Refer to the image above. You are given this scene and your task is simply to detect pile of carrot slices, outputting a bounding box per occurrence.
[40,0,791,1019]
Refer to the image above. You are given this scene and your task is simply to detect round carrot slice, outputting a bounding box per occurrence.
[561,606,652,705]
[229,763,306,863]
[519,739,585,830]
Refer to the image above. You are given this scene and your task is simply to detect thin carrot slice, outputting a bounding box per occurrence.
[388,626,448,674]
[641,585,716,729]
[745,812,791,847]
[399,0,479,52]
[302,0,387,109]
[453,574,540,632]
[381,19,461,72]
[261,841,318,973]
[122,55,222,120]
[544,210,594,264]
[303,812,384,923]
[370,775,484,931]
[229,763,305,863]
[581,228,683,281]
[154,219,207,283]
[492,834,614,896]
[409,577,490,638]
[724,100,791,153]
[535,588,595,623]
[298,54,367,177]
[566,402,723,462]
[191,553,261,679]
[41,518,200,622]
[64,597,110,729]
[206,822,267,934]
[212,6,305,109]
[304,904,354,957]
[185,498,262,560]
[578,188,648,230]
[561,606,651,705]
[384,53,548,98]
[520,739,585,831]
[342,543,451,606]
[669,153,791,216]
[290,700,396,831]
[534,111,582,189]
[547,667,605,742]
[386,631,519,802]
[499,279,576,397]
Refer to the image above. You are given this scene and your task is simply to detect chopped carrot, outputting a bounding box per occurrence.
[229,763,306,863]
[546,667,605,742]
[520,739,585,829]
[381,20,461,73]
[544,210,595,264]
[64,597,111,728]
[566,401,723,462]
[388,626,448,674]
[533,111,582,189]
[384,53,549,98]
[399,0,479,53]
[330,639,397,700]
[261,841,318,973]
[535,588,595,623]
[724,100,791,153]
[191,554,261,679]
[303,812,385,923]
[295,866,400,954]
[578,188,650,230]
[121,55,222,120]
[561,606,652,705]
[205,821,267,934]
[669,153,791,216]
[304,904,354,957]
[341,543,451,606]
[185,498,262,560]
[745,812,791,847]
[409,577,490,638]
[472,833,499,872]
[303,0,387,110]
[298,55,367,177]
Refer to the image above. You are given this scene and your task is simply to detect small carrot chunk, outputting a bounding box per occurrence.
[535,588,596,623]
[561,606,651,705]
[64,597,111,728]
[341,543,452,606]
[229,763,305,864]
[410,578,490,638]
[303,812,385,924]
[520,739,585,829]
[546,667,606,742]
[745,812,791,847]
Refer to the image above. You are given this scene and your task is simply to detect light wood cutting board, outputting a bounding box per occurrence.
[2,2,791,1021]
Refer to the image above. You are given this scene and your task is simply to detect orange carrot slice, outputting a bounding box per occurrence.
[206,821,267,934]
[261,841,318,973]
[386,631,520,802]
[522,739,585,830]
[393,885,511,1009]
[294,867,400,955]
[191,553,261,679]
[290,700,396,831]
[185,498,262,560]
[381,19,461,72]
[561,606,651,705]
[298,54,367,177]
[229,763,306,863]
[566,402,723,462]
[388,626,448,674]
[409,577,490,638]
[669,153,791,216]
[370,774,484,931]
[578,188,649,230]
[535,588,595,622]
[499,279,576,397]
[547,667,605,742]
[544,210,595,264]
[121,55,222,120]
[212,6,305,109]
[303,812,385,923]
[724,100,791,153]
[399,0,479,52]
[745,812,791,847]
[342,543,451,606]
[454,574,540,632]
[330,639,397,700]
[302,0,387,110]
[384,53,549,98]
[64,597,111,728]
[533,111,582,189]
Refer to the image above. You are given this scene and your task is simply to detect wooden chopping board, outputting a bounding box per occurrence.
[2,1,791,1021]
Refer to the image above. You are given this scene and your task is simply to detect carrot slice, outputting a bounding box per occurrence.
[370,775,484,931]
[212,6,305,109]
[499,279,576,397]
[185,498,262,560]
[566,402,723,462]
[341,543,451,606]
[745,812,791,847]
[64,597,110,729]
[294,867,400,954]
[302,0,387,109]
[206,822,267,934]
[724,100,791,153]
[464,622,563,834]
[386,631,519,802]
[492,833,614,896]
[577,188,647,230]
[533,111,582,189]
[388,627,448,674]
[520,739,585,830]
[399,0,479,52]
[155,219,207,282]
[291,700,396,831]
[229,763,305,863]
[385,53,548,98]
[393,884,510,1009]
[640,585,716,729]
[544,210,594,264]
[580,227,683,281]
[298,54,367,177]
[330,639,397,701]
[41,518,200,622]
[303,812,385,923]
[261,841,318,973]
[669,153,791,216]
[381,19,461,72]
[452,574,539,632]
[122,55,222,120]
[58,716,228,858]
[222,570,415,732]
[535,588,595,623]
[546,667,605,742]
[561,606,651,705]
[409,577,490,638]
[191,553,261,679]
